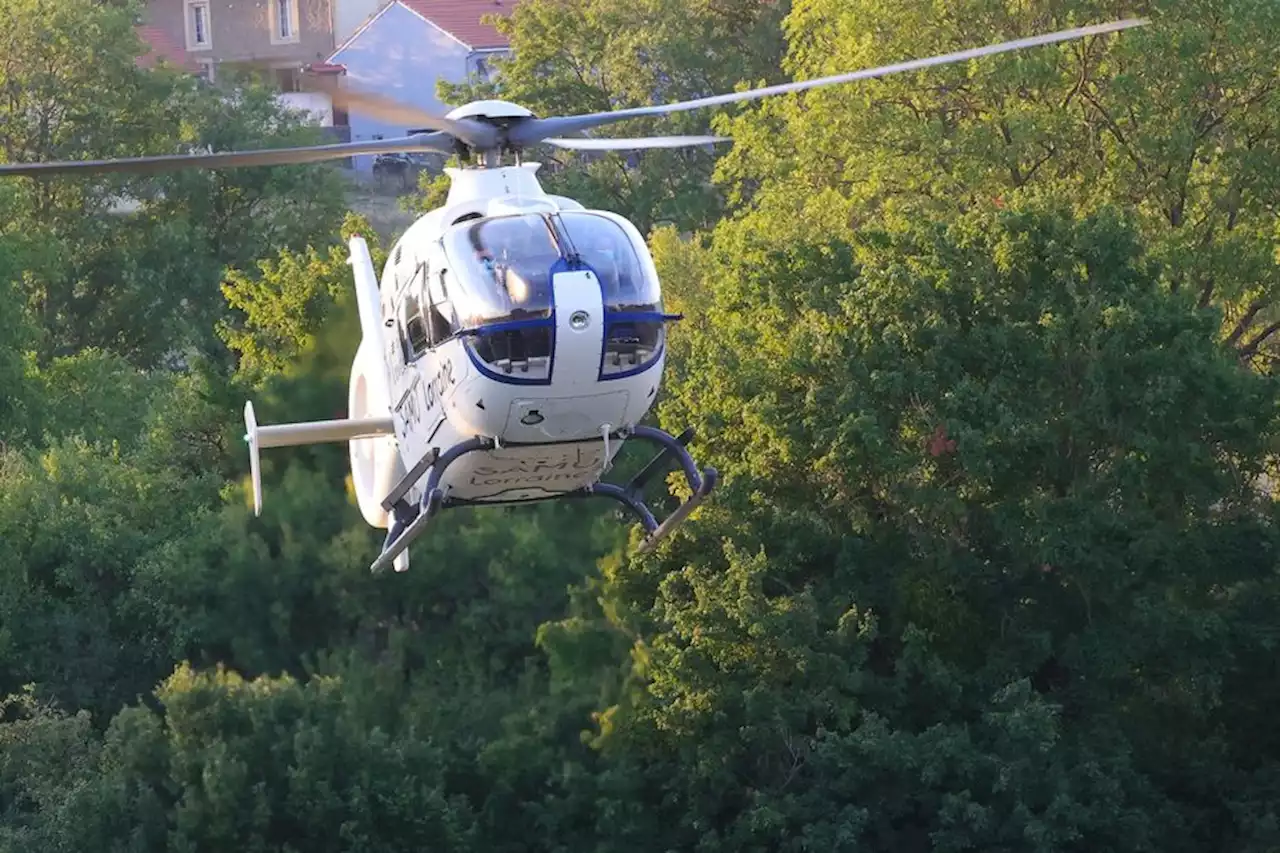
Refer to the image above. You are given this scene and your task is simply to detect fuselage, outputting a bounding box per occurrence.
[355,163,676,513]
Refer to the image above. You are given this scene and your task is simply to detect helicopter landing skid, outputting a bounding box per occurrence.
[369,426,718,574]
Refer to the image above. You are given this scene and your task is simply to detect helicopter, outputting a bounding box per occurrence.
[0,17,1147,574]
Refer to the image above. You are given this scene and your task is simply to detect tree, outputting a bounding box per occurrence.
[0,688,103,852]
[145,74,349,365]
[0,349,236,719]
[0,666,477,852]
[714,0,1280,366]
[218,212,381,386]
[0,0,347,368]
[541,202,1280,850]
[0,247,37,445]
[6,3,1280,849]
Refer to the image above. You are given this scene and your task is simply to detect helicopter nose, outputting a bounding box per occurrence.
[549,268,605,389]
[506,395,628,440]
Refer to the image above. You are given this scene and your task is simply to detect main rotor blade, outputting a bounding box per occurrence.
[305,77,499,150]
[509,18,1148,145]
[0,132,455,177]
[544,134,731,150]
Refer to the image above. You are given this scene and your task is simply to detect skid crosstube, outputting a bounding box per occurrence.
[369,425,718,574]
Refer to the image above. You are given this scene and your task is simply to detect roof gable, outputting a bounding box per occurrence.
[396,0,515,50]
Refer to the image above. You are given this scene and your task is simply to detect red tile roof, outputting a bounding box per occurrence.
[134,25,198,72]
[398,0,516,50]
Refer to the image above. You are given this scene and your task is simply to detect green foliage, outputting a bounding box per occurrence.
[0,275,38,445]
[219,213,368,384]
[0,0,347,368]
[716,0,1280,364]
[0,688,102,852]
[0,426,224,716]
[624,201,1280,850]
[1,668,477,852]
[0,0,167,167]
[151,664,474,851]
[2,2,1280,851]
[403,166,456,217]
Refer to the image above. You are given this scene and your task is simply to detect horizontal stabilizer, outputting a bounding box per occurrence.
[243,400,395,516]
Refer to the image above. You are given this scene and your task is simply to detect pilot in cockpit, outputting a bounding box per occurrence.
[459,216,555,368]
[466,217,553,313]
[466,220,496,271]
[575,224,637,305]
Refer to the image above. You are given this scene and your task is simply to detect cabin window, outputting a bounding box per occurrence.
[442,214,557,329]
[400,293,429,361]
[400,264,430,361]
[440,216,557,383]
[558,212,658,311]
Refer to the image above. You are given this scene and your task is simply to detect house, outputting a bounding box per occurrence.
[325,0,516,172]
[136,0,344,135]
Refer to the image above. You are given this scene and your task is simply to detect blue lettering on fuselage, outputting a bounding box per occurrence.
[399,357,455,430]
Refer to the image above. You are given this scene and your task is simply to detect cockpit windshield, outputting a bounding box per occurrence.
[441,214,560,382]
[558,212,665,377]
[437,210,667,383]
[557,212,660,312]
[443,214,559,328]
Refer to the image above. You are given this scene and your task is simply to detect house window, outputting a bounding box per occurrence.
[186,0,211,50]
[273,67,302,92]
[271,0,299,43]
[277,0,291,37]
[196,60,216,82]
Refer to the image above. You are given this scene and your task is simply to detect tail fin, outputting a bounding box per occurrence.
[348,235,384,347]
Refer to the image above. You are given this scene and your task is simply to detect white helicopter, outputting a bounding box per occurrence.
[0,17,1147,573]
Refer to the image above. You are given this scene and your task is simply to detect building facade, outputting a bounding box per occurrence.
[136,0,520,160]
[326,0,514,171]
[150,0,335,75]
